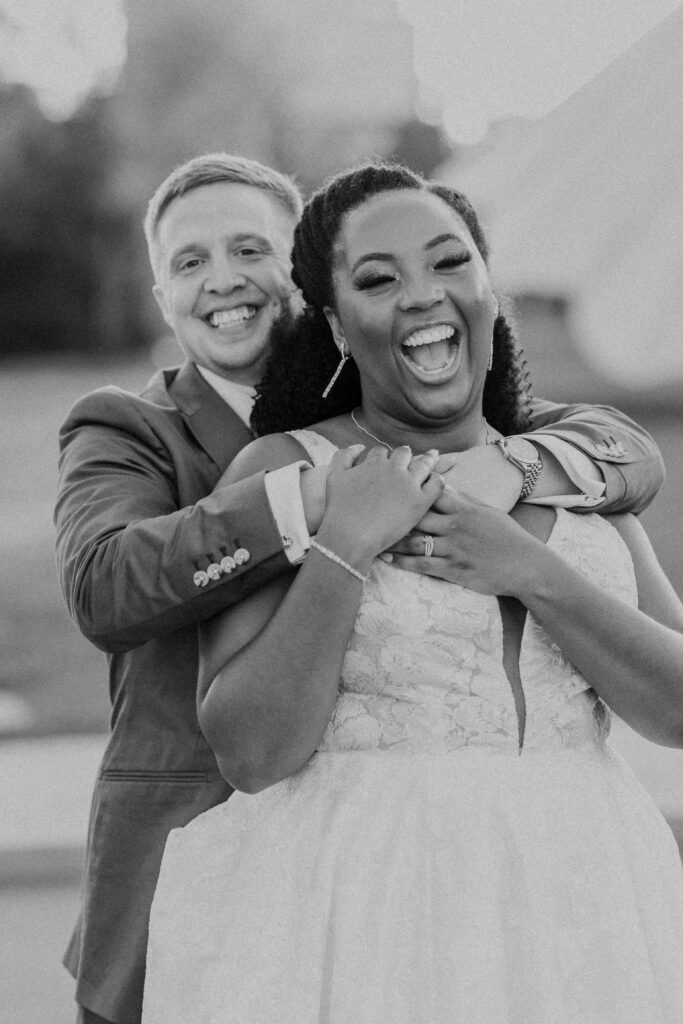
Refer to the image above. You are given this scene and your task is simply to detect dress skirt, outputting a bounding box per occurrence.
[143,742,683,1024]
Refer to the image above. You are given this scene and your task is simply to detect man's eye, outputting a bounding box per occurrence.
[236,247,264,258]
[355,273,397,290]
[178,257,202,272]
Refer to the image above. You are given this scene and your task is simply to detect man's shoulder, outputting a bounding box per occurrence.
[60,367,182,433]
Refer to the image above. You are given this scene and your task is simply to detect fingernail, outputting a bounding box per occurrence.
[426,449,439,457]
[347,444,365,452]
[378,552,393,563]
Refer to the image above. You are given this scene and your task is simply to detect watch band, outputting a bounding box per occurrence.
[494,438,543,500]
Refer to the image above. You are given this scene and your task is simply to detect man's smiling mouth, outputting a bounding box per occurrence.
[207,306,257,328]
[400,324,460,375]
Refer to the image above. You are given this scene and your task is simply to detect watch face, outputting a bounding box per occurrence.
[506,436,539,465]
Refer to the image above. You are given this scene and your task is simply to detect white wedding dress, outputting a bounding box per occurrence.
[143,430,683,1024]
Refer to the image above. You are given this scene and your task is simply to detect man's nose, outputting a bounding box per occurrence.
[398,275,446,311]
[203,255,247,293]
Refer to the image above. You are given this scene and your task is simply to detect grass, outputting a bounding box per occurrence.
[1,356,682,738]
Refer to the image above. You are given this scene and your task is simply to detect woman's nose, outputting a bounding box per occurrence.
[398,276,446,311]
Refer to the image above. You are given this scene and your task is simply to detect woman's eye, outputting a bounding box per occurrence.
[434,253,471,270]
[236,247,263,258]
[355,273,397,290]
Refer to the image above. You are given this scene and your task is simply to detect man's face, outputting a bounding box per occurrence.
[153,182,297,384]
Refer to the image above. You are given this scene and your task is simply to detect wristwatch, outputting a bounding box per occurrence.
[493,436,543,499]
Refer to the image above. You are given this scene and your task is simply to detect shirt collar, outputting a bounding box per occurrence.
[196,365,256,428]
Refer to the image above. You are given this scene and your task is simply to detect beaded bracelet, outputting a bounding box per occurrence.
[309,539,368,583]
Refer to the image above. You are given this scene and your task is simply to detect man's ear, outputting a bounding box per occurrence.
[324,307,347,354]
[152,284,173,328]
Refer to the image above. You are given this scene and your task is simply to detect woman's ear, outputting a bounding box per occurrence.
[324,307,347,355]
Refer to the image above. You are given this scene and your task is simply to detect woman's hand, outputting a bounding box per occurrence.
[316,444,444,573]
[379,490,549,597]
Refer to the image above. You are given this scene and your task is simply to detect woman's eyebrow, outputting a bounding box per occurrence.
[351,251,393,273]
[425,233,463,251]
[350,233,465,273]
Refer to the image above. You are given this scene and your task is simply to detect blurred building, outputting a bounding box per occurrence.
[438,6,683,403]
[113,0,416,201]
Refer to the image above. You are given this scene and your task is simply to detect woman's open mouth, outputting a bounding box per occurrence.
[399,324,462,382]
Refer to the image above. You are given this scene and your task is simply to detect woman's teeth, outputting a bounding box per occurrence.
[402,325,458,372]
[208,306,256,328]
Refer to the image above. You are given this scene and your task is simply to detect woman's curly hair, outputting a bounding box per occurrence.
[252,162,532,437]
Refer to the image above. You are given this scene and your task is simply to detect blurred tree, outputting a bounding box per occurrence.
[109,0,421,339]
[0,86,144,355]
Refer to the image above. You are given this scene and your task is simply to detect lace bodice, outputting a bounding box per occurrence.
[292,429,638,755]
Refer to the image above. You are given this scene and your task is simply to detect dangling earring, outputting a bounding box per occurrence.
[322,344,350,398]
[487,343,494,373]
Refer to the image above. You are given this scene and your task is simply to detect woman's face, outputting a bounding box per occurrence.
[327,189,498,427]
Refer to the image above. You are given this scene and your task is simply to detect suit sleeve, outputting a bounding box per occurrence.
[54,391,290,654]
[526,398,665,515]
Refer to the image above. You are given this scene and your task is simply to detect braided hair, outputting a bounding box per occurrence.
[252,162,531,437]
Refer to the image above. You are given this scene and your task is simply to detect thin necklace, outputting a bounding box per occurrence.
[350,407,493,452]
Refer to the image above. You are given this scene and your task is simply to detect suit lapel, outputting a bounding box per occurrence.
[166,362,254,472]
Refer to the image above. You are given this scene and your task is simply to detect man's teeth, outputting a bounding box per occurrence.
[402,325,458,372]
[208,306,256,328]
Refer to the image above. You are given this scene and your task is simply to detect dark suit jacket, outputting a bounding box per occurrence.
[54,363,664,1022]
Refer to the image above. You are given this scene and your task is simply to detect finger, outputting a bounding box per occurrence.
[365,444,391,463]
[413,509,455,535]
[384,533,441,557]
[378,553,448,577]
[388,444,413,469]
[329,444,366,472]
[421,471,445,504]
[407,450,439,484]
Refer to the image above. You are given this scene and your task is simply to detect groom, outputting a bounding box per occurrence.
[55,151,665,1024]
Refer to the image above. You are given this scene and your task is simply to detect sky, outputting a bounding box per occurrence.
[0,0,680,138]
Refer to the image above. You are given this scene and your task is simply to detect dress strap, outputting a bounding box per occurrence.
[287,429,339,467]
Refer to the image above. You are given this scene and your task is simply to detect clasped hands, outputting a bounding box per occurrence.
[381,447,542,596]
[305,443,541,597]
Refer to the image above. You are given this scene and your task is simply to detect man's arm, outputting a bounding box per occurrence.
[55,390,292,654]
[428,399,664,515]
[525,398,665,514]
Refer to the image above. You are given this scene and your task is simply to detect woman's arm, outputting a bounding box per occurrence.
[513,512,683,746]
[198,442,443,793]
[383,498,683,747]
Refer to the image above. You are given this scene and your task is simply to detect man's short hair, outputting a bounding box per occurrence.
[145,153,304,278]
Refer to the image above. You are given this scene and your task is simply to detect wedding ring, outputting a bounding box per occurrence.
[422,534,434,558]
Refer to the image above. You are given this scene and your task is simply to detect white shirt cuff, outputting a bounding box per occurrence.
[264,461,312,563]
[521,434,606,509]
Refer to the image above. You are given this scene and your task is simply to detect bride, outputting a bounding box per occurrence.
[143,163,683,1023]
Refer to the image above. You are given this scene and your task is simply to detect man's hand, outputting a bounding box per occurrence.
[434,446,523,512]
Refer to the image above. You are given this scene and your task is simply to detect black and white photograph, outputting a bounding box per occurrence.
[2,1,683,1021]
